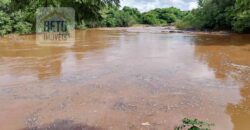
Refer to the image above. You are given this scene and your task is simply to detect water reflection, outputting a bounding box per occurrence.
[0,30,117,83]
[194,34,250,130]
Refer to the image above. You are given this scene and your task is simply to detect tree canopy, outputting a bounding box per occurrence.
[142,7,186,25]
[176,0,250,32]
[0,0,120,35]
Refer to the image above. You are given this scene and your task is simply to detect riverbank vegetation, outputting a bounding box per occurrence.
[176,0,250,33]
[84,6,186,27]
[0,0,120,35]
[0,0,249,35]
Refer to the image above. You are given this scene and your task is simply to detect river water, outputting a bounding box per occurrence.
[0,28,249,130]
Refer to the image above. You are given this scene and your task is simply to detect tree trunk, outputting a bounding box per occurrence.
[45,0,48,7]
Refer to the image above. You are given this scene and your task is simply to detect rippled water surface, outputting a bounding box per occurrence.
[0,28,250,130]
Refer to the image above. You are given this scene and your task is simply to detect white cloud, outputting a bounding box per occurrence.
[120,0,198,12]
[188,1,198,10]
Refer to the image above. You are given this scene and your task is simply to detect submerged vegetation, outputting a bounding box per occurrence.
[0,0,250,35]
[175,118,214,130]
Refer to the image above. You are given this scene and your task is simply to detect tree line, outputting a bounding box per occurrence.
[0,0,249,35]
[84,6,186,28]
[0,0,120,35]
[176,0,250,32]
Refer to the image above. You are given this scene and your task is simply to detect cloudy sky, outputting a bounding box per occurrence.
[120,0,198,12]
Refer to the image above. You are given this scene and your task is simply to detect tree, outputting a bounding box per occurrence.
[0,11,13,35]
[0,0,121,35]
[176,0,250,32]
[99,6,140,27]
[232,0,250,32]
[122,6,142,23]
[142,7,186,25]
[142,13,161,25]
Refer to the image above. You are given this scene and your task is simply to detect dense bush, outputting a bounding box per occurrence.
[11,11,32,34]
[0,9,33,35]
[0,0,120,35]
[176,13,198,30]
[142,13,161,25]
[86,6,185,27]
[233,10,250,32]
[123,6,142,23]
[0,11,13,35]
[232,0,250,32]
[177,0,250,33]
[99,6,140,27]
[91,7,185,27]
[142,7,185,25]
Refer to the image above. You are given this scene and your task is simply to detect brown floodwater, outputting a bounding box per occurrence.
[0,27,249,130]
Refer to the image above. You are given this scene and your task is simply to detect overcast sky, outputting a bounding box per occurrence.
[120,0,198,12]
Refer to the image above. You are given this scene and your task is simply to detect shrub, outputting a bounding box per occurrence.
[0,11,13,35]
[175,13,201,30]
[13,22,32,34]
[233,10,250,32]
[142,13,160,25]
[11,11,32,34]
[160,13,177,24]
[77,21,87,29]
[100,7,139,27]
[142,7,186,25]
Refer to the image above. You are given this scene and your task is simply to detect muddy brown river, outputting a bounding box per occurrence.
[0,27,249,130]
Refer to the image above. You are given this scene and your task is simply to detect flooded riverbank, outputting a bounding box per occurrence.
[0,27,249,130]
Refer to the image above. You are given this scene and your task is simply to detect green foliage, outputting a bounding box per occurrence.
[0,11,13,35]
[117,11,137,27]
[76,21,87,29]
[142,7,186,25]
[160,13,177,23]
[232,0,250,32]
[176,13,198,30]
[11,11,32,34]
[142,13,161,25]
[175,118,214,130]
[0,5,33,35]
[59,0,119,23]
[233,10,250,32]
[0,0,10,12]
[177,0,250,32]
[123,6,142,23]
[13,21,32,34]
[0,0,120,35]
[99,6,140,27]
[2,0,250,34]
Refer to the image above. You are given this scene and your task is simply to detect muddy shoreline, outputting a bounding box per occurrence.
[0,26,235,39]
[95,26,232,35]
